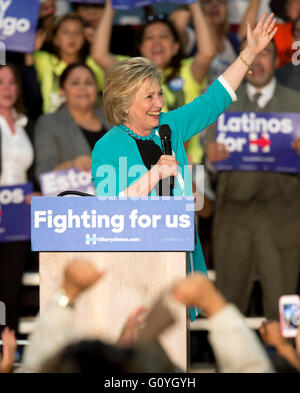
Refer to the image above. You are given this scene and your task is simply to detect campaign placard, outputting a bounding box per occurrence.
[0,183,33,243]
[31,197,194,251]
[0,0,40,53]
[215,112,300,173]
[69,0,194,9]
[39,168,95,197]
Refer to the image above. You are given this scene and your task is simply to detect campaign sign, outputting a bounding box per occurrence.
[39,168,95,197]
[215,112,300,173]
[0,183,33,243]
[0,0,40,53]
[31,197,194,251]
[69,0,194,9]
[113,0,194,9]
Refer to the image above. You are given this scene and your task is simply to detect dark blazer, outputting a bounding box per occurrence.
[34,105,110,179]
[205,81,300,249]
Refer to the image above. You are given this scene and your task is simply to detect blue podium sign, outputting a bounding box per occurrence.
[0,183,33,243]
[31,197,194,252]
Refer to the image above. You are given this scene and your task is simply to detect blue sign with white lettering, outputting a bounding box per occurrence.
[31,197,194,251]
[69,0,194,9]
[0,183,33,243]
[0,0,40,53]
[39,168,95,196]
[215,112,300,173]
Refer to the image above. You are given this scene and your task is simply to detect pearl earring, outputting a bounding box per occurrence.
[124,109,129,113]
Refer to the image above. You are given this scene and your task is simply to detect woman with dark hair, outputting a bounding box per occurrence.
[33,14,106,114]
[34,63,109,179]
[92,0,215,113]
[0,64,35,334]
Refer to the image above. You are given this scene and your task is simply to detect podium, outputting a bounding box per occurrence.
[32,197,195,371]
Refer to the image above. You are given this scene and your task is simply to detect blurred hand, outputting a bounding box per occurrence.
[154,155,179,180]
[39,0,56,19]
[34,29,47,51]
[291,138,300,155]
[296,324,300,355]
[0,327,17,373]
[84,27,95,44]
[258,321,287,348]
[118,306,147,347]
[172,274,226,317]
[206,142,229,163]
[72,155,92,171]
[62,260,105,302]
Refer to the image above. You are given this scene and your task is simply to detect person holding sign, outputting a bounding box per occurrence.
[34,63,110,179]
[0,64,35,333]
[92,0,216,163]
[205,39,300,320]
[91,12,278,321]
[33,13,106,114]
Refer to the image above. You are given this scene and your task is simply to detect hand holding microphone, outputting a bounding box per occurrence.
[154,155,179,181]
[158,124,176,190]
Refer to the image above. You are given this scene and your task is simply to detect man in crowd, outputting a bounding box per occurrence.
[205,39,300,320]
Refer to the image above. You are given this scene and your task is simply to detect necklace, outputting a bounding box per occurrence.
[120,124,156,141]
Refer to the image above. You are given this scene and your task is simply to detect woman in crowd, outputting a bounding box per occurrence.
[92,0,215,112]
[240,0,300,67]
[34,63,109,179]
[92,0,215,164]
[0,64,35,333]
[171,0,241,86]
[33,13,105,114]
[91,13,278,321]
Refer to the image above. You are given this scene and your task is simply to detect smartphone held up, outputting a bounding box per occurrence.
[279,295,300,338]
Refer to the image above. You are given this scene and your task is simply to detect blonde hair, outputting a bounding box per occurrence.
[103,57,162,125]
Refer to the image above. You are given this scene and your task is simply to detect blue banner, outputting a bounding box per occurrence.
[215,112,300,173]
[0,183,33,243]
[69,0,194,9]
[0,0,40,53]
[39,168,95,196]
[31,196,194,251]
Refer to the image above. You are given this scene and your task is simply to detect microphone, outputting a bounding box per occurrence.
[159,124,172,155]
[159,124,174,193]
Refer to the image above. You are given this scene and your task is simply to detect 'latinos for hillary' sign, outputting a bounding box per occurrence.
[69,0,195,9]
[31,197,194,251]
[0,183,33,243]
[0,0,40,53]
[215,112,300,173]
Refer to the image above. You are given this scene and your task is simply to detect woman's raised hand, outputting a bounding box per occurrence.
[246,12,278,56]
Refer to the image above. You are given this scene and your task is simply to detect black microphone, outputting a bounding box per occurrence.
[159,124,174,194]
[159,124,172,155]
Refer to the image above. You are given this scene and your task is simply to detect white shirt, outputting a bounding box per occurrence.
[0,113,34,185]
[246,77,276,108]
[208,304,274,373]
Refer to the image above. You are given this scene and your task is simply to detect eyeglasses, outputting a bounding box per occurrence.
[145,13,168,23]
[202,0,227,6]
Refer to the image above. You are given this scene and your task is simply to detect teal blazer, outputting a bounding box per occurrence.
[91,79,233,321]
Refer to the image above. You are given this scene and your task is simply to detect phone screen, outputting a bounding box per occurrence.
[282,303,300,336]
